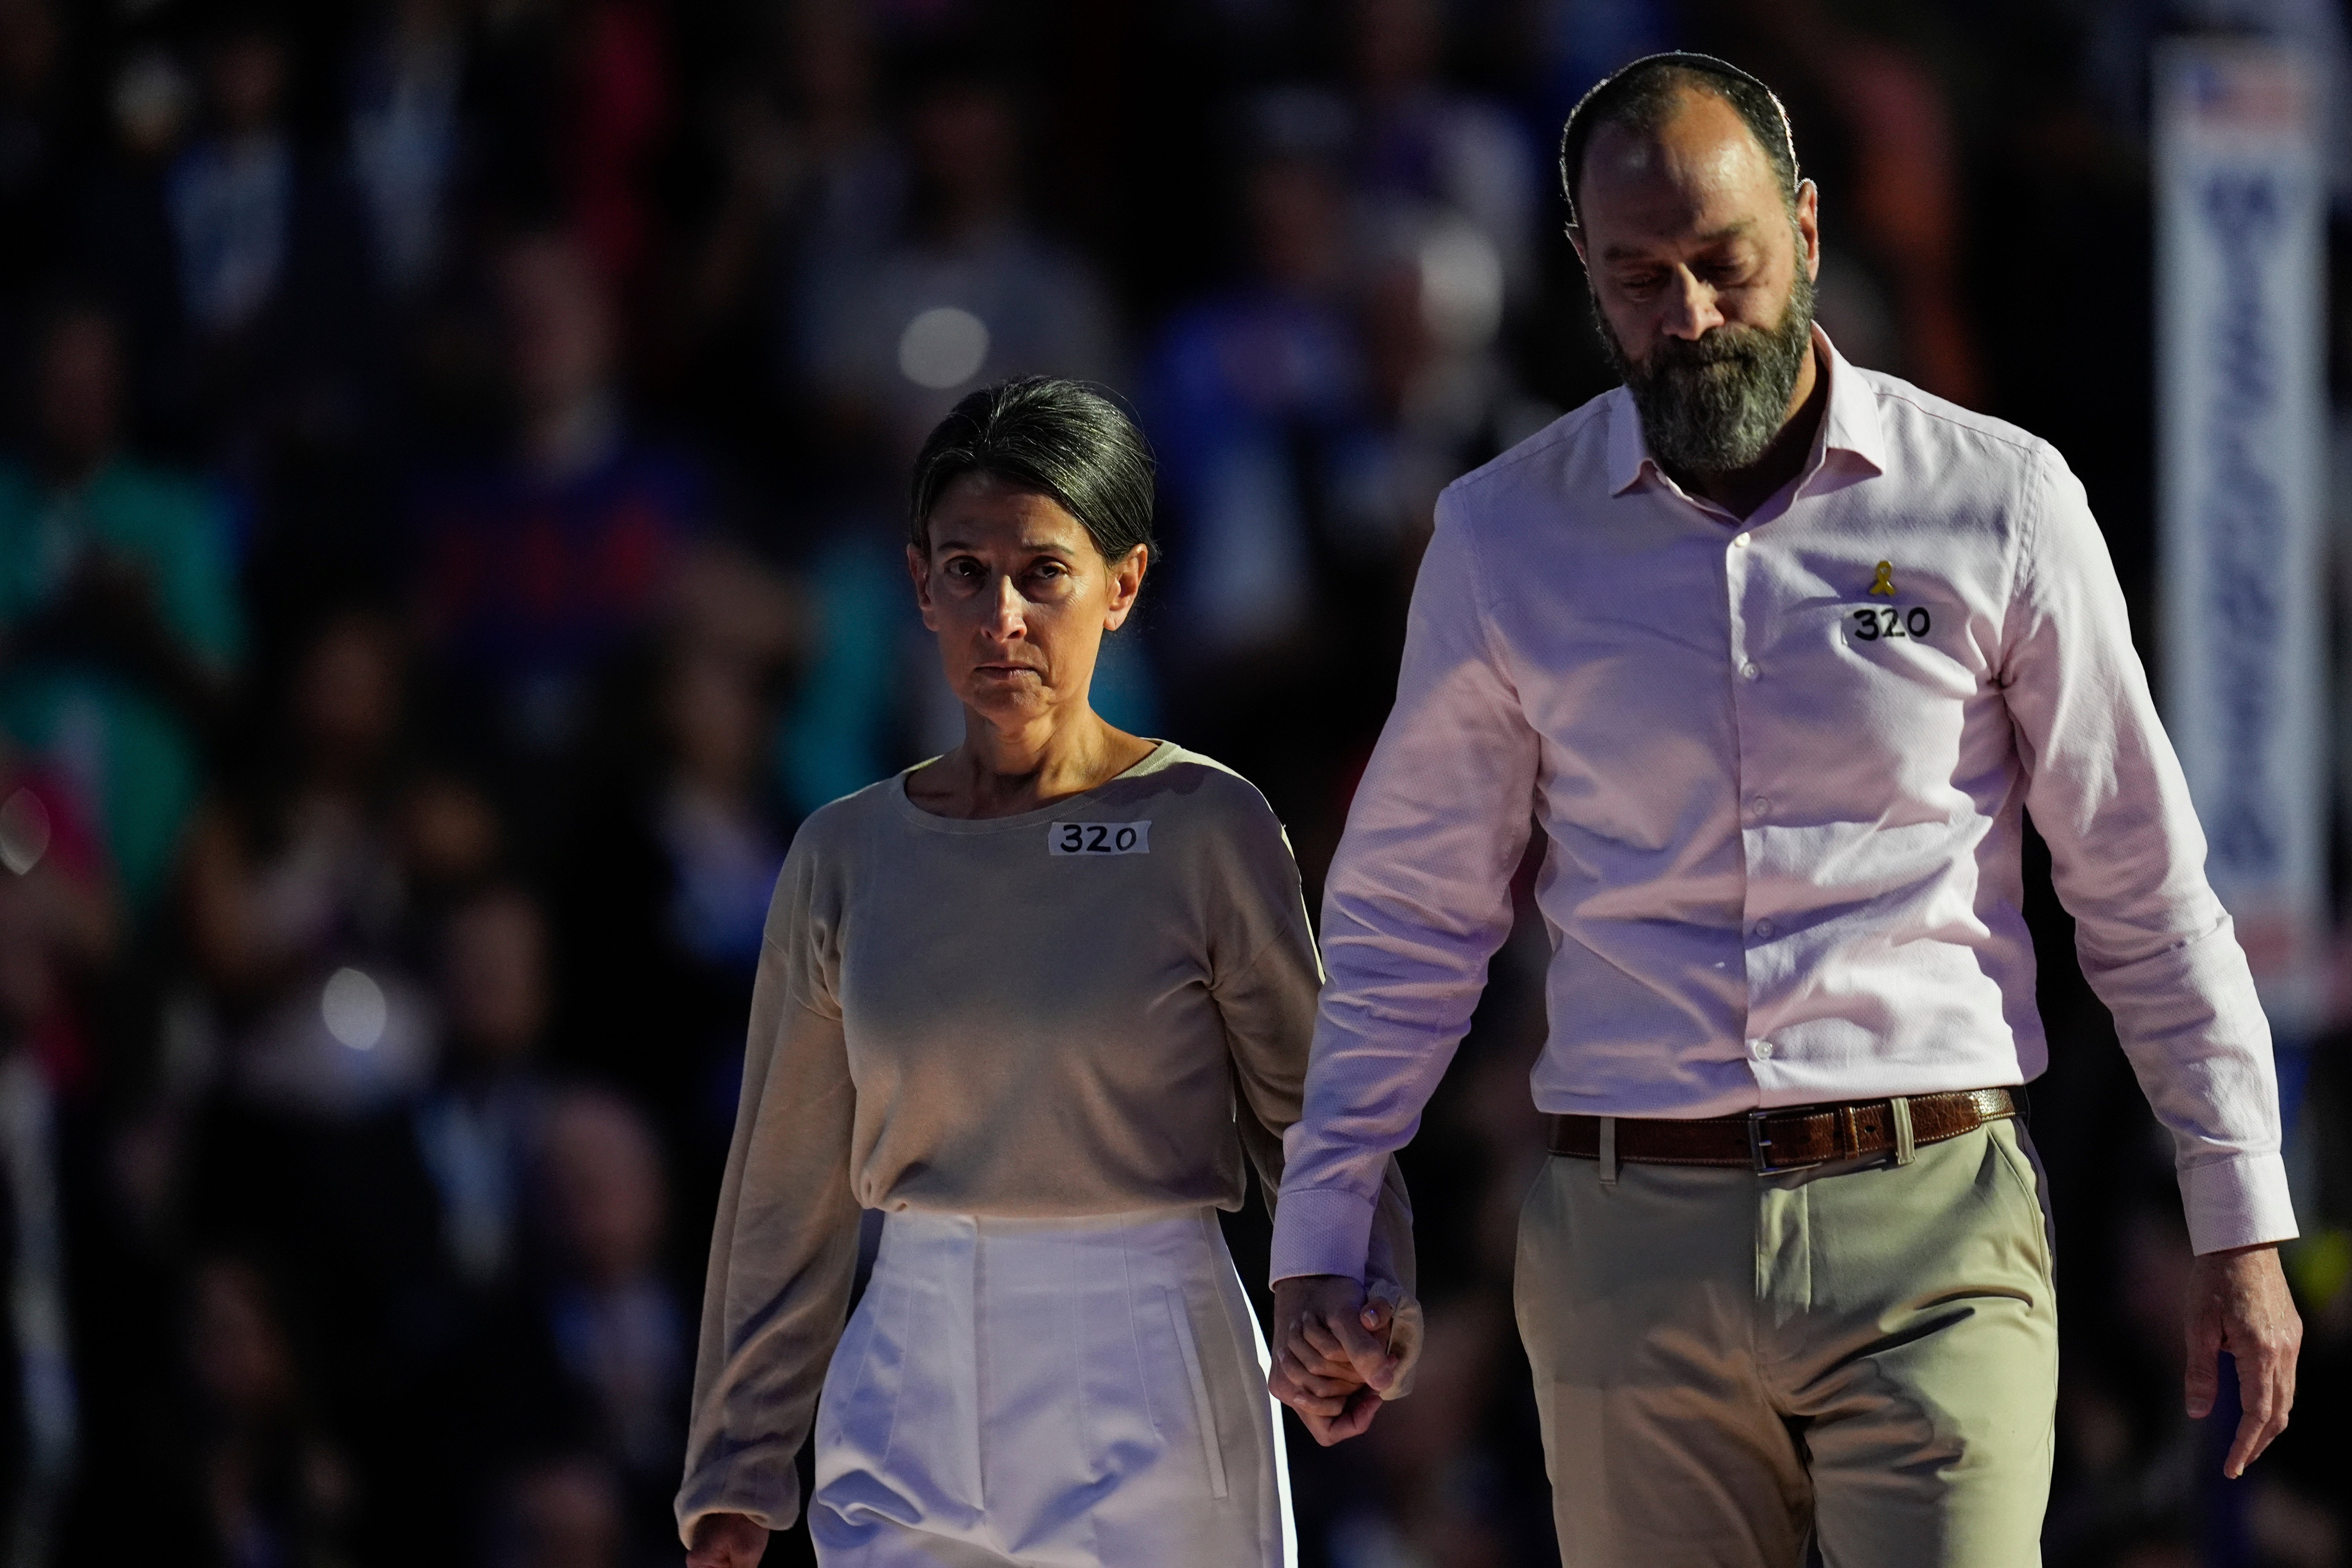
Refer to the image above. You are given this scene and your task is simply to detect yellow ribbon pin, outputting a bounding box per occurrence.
[1869,561,1896,597]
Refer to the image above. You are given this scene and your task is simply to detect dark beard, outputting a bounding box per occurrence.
[1592,263,1816,479]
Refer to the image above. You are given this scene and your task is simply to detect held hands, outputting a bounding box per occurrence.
[685,1512,767,1568]
[1269,1275,1407,1445]
[2185,1243,2302,1479]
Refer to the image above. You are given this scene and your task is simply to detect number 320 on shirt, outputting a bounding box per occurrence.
[1050,821,1152,856]
[1848,605,1931,642]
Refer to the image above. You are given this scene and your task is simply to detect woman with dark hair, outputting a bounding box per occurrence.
[676,378,1418,1568]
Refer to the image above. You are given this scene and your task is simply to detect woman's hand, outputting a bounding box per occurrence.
[1269,1275,1403,1444]
[686,1512,768,1568]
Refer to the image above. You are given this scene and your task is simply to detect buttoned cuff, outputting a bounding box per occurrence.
[2179,1152,2299,1256]
[1269,1185,1378,1285]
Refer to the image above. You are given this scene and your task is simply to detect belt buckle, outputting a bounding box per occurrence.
[1746,1108,1824,1176]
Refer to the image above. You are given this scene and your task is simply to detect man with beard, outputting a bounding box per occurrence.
[1262,53,2301,1566]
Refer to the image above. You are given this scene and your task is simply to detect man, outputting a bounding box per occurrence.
[1265,53,2301,1566]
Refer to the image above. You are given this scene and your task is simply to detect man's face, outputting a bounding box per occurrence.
[1572,90,1820,476]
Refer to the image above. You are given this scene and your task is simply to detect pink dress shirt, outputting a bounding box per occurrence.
[1272,332,2296,1272]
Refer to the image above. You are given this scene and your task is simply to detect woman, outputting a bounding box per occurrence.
[677,378,1417,1568]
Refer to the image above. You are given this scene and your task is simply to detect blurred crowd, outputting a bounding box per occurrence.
[0,1,2345,1566]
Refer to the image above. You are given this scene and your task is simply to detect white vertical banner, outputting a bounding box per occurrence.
[2156,39,2328,1031]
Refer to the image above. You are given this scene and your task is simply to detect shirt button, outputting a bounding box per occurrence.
[1749,1039,1775,1060]
[1754,918,1776,938]
[1748,797,1770,819]
[1740,662,1761,680]
[1732,534,1750,549]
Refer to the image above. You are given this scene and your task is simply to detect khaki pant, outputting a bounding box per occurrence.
[1515,1120,2058,1568]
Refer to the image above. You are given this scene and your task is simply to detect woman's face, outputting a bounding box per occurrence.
[909,472,1145,731]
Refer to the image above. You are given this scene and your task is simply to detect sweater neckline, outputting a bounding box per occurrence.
[887,739,1177,835]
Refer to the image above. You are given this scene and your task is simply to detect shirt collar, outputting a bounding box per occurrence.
[1606,325,1887,497]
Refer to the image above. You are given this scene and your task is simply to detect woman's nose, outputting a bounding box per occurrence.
[983,574,1025,637]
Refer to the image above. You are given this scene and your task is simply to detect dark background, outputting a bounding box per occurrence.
[0,1,2343,1565]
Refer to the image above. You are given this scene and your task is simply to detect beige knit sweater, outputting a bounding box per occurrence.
[675,742,1417,1539]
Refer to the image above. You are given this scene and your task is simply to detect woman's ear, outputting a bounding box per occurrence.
[907,544,939,630]
[1102,544,1147,631]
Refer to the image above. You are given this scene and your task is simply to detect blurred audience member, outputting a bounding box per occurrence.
[566,0,674,296]
[0,748,100,1559]
[793,67,1118,463]
[409,234,706,780]
[1348,0,1540,306]
[0,745,116,1095]
[767,525,910,820]
[396,764,508,947]
[0,303,243,918]
[187,1255,354,1568]
[161,10,369,460]
[1357,208,1548,563]
[1145,126,1369,670]
[559,639,787,1211]
[495,1455,625,1568]
[348,0,470,299]
[653,650,785,979]
[686,0,905,451]
[537,1087,686,1559]
[169,19,299,341]
[415,884,555,1293]
[0,0,68,309]
[185,610,435,1119]
[71,46,194,432]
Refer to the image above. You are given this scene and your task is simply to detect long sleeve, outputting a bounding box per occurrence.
[676,842,860,1544]
[1209,809,1423,1388]
[1270,492,1543,1285]
[1999,447,2296,1254]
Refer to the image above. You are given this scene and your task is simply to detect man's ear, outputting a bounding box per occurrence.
[1794,180,1821,282]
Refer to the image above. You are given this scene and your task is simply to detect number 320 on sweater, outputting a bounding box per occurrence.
[1050,822,1152,856]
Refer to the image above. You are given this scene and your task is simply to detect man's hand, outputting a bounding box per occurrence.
[686,1512,768,1568]
[2185,1243,2301,1479]
[1270,1275,1401,1445]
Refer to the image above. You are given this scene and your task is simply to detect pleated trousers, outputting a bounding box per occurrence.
[811,1207,1295,1568]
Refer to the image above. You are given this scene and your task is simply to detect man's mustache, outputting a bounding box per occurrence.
[1637,328,1779,373]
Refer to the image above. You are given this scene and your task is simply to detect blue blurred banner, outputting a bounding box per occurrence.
[2156,38,2328,1034]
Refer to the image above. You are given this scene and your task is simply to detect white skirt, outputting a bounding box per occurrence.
[809,1207,1296,1568]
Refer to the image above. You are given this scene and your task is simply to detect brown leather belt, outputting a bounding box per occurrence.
[1545,1088,2015,1174]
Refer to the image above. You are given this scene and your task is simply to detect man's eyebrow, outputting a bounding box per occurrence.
[1599,220,1758,262]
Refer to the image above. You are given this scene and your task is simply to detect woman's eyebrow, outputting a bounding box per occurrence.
[926,536,1078,557]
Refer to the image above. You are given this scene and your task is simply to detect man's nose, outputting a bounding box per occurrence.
[1659,268,1721,341]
